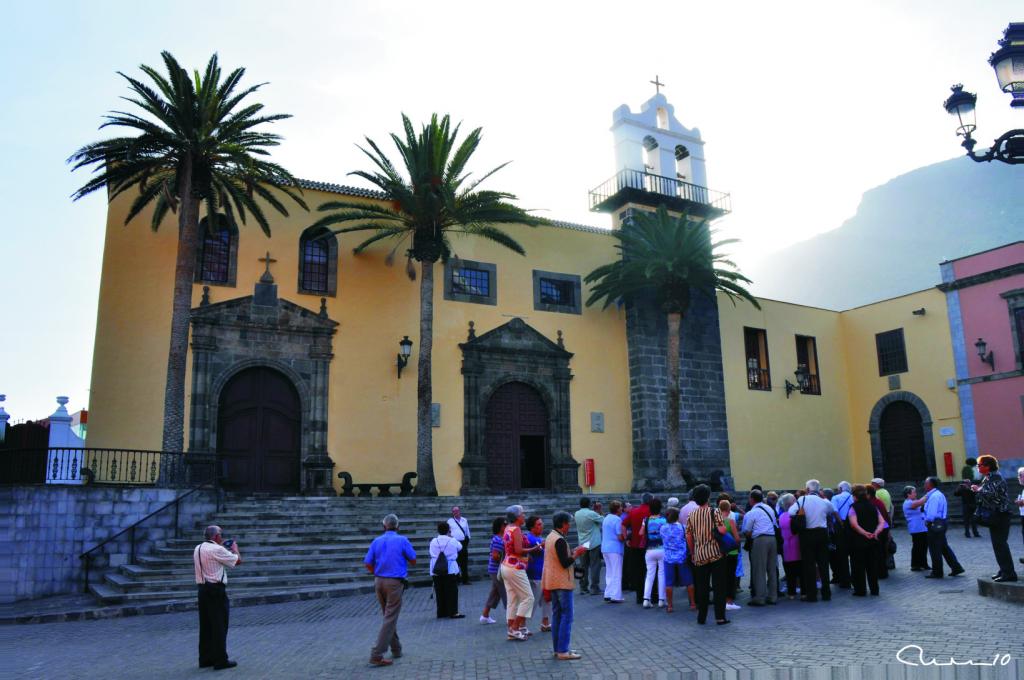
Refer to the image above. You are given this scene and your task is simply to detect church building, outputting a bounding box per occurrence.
[85,92,1015,496]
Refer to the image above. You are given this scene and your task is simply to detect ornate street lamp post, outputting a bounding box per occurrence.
[942,22,1024,164]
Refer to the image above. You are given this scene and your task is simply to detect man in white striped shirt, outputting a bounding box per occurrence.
[193,525,241,670]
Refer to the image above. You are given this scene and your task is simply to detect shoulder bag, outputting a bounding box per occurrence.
[791,498,807,534]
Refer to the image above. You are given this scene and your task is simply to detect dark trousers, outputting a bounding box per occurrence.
[692,557,728,623]
[829,528,851,587]
[926,520,962,576]
[197,583,230,666]
[850,542,880,596]
[578,547,602,593]
[432,574,459,617]
[876,528,890,579]
[910,532,930,569]
[989,513,1018,578]
[457,540,470,584]
[798,528,831,601]
[962,503,980,536]
[782,560,801,596]
[724,553,738,600]
[625,546,647,603]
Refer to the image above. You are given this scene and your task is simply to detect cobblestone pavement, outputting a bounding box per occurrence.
[2,533,1021,680]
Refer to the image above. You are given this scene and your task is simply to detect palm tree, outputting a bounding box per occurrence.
[69,52,306,460]
[585,204,759,487]
[307,113,544,495]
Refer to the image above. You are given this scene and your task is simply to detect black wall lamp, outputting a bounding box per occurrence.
[942,23,1024,165]
[397,335,413,378]
[785,364,810,398]
[975,337,995,371]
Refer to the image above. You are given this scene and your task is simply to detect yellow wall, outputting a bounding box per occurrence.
[839,289,963,482]
[719,298,855,490]
[87,188,634,494]
[88,186,963,495]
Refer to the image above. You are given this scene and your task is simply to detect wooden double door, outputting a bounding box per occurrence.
[879,400,928,482]
[485,382,550,490]
[217,366,301,493]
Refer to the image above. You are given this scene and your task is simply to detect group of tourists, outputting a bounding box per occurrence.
[354,457,1024,668]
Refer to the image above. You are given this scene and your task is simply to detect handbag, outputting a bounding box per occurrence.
[714,514,740,553]
[974,505,1000,527]
[791,498,807,534]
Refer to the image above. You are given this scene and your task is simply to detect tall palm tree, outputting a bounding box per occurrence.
[585,204,759,487]
[69,52,306,460]
[308,113,544,495]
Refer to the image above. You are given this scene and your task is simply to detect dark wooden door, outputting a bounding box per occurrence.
[484,382,549,491]
[879,400,927,482]
[217,367,301,493]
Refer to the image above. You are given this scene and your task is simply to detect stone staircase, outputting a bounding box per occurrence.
[86,492,602,615]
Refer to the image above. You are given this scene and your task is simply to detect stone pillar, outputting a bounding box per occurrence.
[302,345,335,495]
[550,368,581,493]
[0,394,8,444]
[459,362,487,495]
[46,396,85,485]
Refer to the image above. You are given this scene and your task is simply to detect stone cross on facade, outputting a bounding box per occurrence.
[258,251,277,283]
[650,75,665,95]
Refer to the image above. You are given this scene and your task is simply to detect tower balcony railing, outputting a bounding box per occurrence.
[588,168,731,216]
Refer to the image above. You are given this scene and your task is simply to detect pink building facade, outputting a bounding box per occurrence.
[939,241,1024,471]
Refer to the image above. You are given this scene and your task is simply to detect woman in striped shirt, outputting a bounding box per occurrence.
[685,484,731,625]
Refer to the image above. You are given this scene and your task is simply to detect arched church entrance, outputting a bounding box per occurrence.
[878,401,929,482]
[217,366,301,493]
[484,382,549,490]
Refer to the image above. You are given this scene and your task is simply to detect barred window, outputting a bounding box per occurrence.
[875,328,908,376]
[301,237,329,293]
[198,227,232,284]
[744,327,771,391]
[795,335,821,395]
[539,278,574,307]
[451,267,490,298]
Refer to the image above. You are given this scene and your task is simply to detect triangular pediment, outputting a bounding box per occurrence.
[191,294,338,331]
[460,317,571,358]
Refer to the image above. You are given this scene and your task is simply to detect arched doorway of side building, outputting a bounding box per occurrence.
[217,366,301,494]
[868,391,937,482]
[484,381,550,491]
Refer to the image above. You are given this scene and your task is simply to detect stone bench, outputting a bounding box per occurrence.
[337,471,417,497]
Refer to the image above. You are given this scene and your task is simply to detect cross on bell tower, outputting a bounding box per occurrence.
[649,75,665,95]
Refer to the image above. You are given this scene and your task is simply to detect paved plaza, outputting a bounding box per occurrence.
[2,532,1021,679]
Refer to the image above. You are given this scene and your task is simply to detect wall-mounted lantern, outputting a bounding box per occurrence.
[397,336,414,378]
[785,364,810,398]
[974,337,995,371]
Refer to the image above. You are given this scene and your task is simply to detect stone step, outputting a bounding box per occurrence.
[120,557,491,580]
[103,570,374,593]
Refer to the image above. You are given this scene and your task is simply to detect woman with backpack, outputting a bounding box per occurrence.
[429,521,464,618]
[640,498,667,609]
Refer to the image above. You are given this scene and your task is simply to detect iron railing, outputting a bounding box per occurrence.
[747,368,772,391]
[800,374,822,395]
[0,448,206,486]
[78,476,221,593]
[588,168,732,213]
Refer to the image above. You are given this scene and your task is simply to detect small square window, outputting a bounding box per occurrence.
[443,259,496,305]
[532,271,582,315]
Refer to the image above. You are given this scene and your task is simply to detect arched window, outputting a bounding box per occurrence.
[195,216,237,286]
[298,227,338,296]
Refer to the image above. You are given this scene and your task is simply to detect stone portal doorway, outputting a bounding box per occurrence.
[485,382,549,490]
[217,366,301,493]
[878,400,928,482]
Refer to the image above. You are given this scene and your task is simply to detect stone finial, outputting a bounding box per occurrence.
[557,330,565,349]
[50,396,72,422]
[200,285,211,306]
[319,298,328,319]
[0,395,9,438]
[467,321,476,341]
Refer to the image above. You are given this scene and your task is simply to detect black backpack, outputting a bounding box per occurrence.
[432,539,451,576]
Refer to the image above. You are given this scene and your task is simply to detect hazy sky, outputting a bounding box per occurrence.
[0,1,1020,420]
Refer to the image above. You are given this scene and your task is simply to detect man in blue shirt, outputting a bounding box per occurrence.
[829,481,854,590]
[364,514,417,667]
[911,477,964,579]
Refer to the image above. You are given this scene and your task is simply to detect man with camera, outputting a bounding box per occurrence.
[193,525,242,670]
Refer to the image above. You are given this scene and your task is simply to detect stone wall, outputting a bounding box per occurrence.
[0,486,217,603]
[626,290,732,491]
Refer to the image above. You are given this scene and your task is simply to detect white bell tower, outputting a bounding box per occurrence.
[589,81,729,226]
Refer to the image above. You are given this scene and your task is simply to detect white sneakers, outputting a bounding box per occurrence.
[726,602,742,611]
[658,600,667,608]
[479,615,496,624]
[642,599,653,609]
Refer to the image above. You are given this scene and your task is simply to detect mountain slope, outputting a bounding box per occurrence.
[746,157,1023,310]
